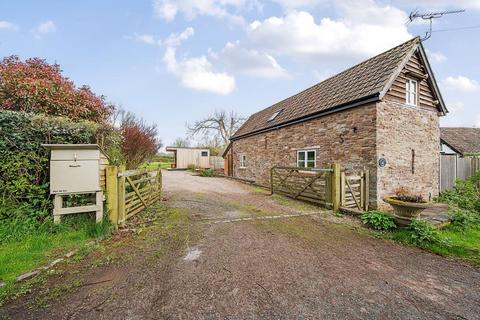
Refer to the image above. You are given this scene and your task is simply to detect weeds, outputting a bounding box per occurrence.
[361,211,396,231]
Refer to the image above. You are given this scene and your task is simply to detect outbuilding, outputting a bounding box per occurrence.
[223,37,448,210]
[166,146,210,169]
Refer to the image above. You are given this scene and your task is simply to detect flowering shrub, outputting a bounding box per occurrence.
[0,56,113,123]
[120,112,161,169]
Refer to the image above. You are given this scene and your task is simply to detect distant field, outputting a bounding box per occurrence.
[141,162,172,169]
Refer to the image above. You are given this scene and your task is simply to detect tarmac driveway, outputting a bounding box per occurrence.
[2,170,480,319]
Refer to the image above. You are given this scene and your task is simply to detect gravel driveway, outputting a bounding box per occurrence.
[2,170,480,319]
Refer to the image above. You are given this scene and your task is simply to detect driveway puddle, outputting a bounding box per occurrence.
[184,248,202,261]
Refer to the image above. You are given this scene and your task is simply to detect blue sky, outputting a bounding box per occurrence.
[1,0,479,146]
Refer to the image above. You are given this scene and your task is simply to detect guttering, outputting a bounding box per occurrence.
[231,93,380,141]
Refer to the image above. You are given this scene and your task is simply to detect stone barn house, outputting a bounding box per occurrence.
[223,37,448,210]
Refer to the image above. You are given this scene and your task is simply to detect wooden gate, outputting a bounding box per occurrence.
[270,165,339,209]
[106,166,162,227]
[225,154,233,176]
[340,170,369,211]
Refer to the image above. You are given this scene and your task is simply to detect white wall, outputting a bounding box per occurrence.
[175,148,210,168]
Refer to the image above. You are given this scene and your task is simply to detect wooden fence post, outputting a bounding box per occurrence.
[118,165,126,226]
[364,169,370,211]
[157,168,162,200]
[331,163,341,212]
[106,166,119,228]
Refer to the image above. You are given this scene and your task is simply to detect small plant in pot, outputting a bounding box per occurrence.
[384,187,431,226]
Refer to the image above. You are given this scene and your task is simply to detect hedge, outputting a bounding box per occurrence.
[0,110,121,242]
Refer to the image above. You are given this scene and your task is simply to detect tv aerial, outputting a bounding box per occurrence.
[408,9,466,40]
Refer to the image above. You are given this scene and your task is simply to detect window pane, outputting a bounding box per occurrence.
[306,161,315,168]
[298,160,305,167]
[298,152,305,161]
[307,151,315,161]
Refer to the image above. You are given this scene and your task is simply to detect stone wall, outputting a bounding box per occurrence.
[229,100,441,210]
[230,103,379,207]
[375,101,440,209]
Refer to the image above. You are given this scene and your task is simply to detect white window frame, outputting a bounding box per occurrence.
[201,151,209,157]
[239,154,247,168]
[406,78,418,106]
[297,150,316,168]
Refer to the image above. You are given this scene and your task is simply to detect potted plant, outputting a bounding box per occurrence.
[384,187,431,226]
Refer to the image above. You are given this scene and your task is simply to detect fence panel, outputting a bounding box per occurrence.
[440,154,457,192]
[456,157,472,181]
[209,156,225,170]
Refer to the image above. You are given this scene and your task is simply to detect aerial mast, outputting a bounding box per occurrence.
[408,9,466,40]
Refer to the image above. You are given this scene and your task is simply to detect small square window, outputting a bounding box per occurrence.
[240,154,247,168]
[297,150,316,168]
[406,78,418,106]
[201,151,208,157]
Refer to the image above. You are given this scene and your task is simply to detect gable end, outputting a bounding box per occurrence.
[379,41,448,115]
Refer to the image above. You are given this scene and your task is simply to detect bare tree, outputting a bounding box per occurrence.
[187,110,245,146]
[172,137,191,148]
[196,134,223,156]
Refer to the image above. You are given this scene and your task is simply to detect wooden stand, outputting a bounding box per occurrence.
[53,191,103,224]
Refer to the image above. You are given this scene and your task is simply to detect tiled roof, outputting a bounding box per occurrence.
[441,127,480,155]
[232,37,421,139]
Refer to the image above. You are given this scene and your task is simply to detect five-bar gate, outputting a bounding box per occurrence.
[106,166,162,227]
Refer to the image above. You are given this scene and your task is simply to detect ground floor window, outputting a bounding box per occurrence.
[297,150,316,168]
[240,154,247,168]
[201,151,208,157]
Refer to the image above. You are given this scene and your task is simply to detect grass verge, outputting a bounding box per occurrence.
[388,224,480,264]
[0,215,112,305]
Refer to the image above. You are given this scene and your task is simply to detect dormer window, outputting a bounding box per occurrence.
[267,109,282,122]
[406,78,418,106]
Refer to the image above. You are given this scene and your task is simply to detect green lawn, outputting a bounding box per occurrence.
[429,226,480,263]
[0,216,111,305]
[0,230,88,284]
[389,224,480,264]
[140,161,172,169]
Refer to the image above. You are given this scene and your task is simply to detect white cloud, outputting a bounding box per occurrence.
[246,1,412,61]
[443,76,480,92]
[272,0,324,9]
[475,114,480,127]
[448,101,464,114]
[32,20,56,38]
[313,69,335,81]
[162,27,235,94]
[153,0,255,24]
[164,27,194,47]
[401,0,480,10]
[0,21,18,30]
[426,49,446,64]
[219,41,288,78]
[132,33,161,46]
[163,45,235,95]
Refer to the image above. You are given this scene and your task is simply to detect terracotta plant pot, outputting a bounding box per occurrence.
[383,197,431,226]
